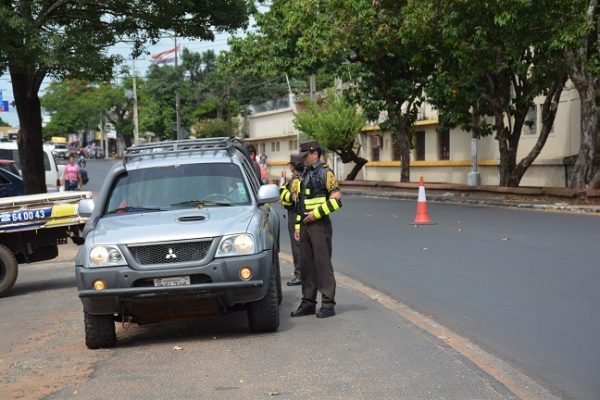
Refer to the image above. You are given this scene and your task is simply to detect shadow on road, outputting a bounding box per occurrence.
[9,276,76,297]
[117,309,294,348]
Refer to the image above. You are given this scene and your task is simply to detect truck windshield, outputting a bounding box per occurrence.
[104,163,251,215]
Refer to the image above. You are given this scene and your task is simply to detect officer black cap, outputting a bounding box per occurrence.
[288,153,303,165]
[298,140,321,157]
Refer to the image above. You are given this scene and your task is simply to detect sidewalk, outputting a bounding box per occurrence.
[341,180,600,214]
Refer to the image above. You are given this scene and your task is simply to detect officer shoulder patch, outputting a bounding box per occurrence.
[326,170,339,192]
[291,177,301,194]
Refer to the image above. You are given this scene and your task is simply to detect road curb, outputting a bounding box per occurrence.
[344,189,600,214]
[279,251,561,400]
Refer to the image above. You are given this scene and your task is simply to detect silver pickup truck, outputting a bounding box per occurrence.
[76,138,282,349]
[0,191,93,297]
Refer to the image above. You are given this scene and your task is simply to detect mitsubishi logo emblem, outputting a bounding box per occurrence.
[165,248,177,260]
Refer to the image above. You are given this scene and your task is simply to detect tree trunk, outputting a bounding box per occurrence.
[565,1,600,189]
[345,156,368,181]
[495,104,523,187]
[511,78,566,186]
[395,127,411,183]
[568,87,599,188]
[336,148,368,181]
[10,69,47,194]
[123,134,133,148]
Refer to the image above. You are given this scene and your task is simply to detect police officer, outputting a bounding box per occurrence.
[279,154,304,286]
[290,140,342,319]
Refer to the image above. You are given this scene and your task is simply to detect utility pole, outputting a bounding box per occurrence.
[468,106,481,186]
[226,77,232,135]
[174,34,182,140]
[132,58,140,146]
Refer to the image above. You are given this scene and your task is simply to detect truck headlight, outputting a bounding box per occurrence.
[89,245,125,267]
[216,234,255,257]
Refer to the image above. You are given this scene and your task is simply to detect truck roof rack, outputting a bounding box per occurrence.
[123,137,243,163]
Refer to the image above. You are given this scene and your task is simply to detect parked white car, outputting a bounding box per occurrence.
[51,143,69,159]
[0,142,62,192]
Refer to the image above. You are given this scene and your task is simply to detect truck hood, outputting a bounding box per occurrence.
[91,206,255,246]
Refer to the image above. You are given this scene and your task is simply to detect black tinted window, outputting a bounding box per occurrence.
[43,153,50,171]
[0,149,19,168]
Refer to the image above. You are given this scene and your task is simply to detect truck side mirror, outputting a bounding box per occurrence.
[78,199,95,218]
[256,184,279,205]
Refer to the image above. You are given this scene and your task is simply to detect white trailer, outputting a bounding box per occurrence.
[0,191,93,297]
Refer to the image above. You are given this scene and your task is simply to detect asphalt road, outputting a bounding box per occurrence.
[280,195,600,400]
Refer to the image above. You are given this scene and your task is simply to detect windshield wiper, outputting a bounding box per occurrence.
[170,200,205,207]
[106,206,165,214]
[171,199,232,208]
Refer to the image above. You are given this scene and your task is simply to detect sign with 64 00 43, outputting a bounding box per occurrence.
[0,208,52,224]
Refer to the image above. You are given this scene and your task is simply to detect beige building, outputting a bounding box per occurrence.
[244,95,302,180]
[246,85,582,187]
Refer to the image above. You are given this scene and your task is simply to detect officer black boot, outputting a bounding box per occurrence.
[290,304,316,317]
[287,277,302,286]
[316,306,335,318]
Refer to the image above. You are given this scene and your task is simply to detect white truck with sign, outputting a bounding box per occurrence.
[0,191,94,297]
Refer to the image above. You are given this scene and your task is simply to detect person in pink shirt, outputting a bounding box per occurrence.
[61,156,82,191]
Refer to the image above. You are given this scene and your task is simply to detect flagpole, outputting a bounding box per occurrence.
[174,34,182,140]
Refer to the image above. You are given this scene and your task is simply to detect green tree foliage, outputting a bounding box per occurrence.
[101,81,134,147]
[294,91,367,180]
[140,49,240,139]
[225,0,432,182]
[0,0,252,194]
[0,118,10,127]
[406,0,569,187]
[41,80,104,140]
[192,118,239,138]
[41,80,136,145]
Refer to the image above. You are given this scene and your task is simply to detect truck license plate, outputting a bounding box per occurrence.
[0,207,53,224]
[153,276,190,287]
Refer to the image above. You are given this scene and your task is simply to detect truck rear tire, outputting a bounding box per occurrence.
[0,244,18,298]
[84,312,116,349]
[247,264,280,333]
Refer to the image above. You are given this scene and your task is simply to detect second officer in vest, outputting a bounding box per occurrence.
[291,140,342,318]
[279,154,304,286]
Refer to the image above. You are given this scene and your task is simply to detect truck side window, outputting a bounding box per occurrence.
[241,159,259,194]
[43,153,51,171]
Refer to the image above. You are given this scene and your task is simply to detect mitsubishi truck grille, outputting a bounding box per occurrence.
[128,240,213,265]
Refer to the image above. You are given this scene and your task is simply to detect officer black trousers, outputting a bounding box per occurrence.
[287,209,301,278]
[299,218,336,308]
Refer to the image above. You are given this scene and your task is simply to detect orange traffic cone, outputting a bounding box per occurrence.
[412,177,435,225]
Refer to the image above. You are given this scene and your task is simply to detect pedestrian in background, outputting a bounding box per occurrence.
[291,140,342,319]
[246,144,262,184]
[259,152,268,167]
[279,154,304,286]
[61,156,82,191]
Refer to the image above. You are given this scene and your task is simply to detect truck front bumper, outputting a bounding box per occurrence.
[76,250,272,315]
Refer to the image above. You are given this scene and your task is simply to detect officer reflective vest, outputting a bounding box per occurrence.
[295,160,342,231]
[279,174,301,209]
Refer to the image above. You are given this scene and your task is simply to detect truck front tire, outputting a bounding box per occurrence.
[0,244,18,298]
[84,312,116,349]
[247,264,280,333]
